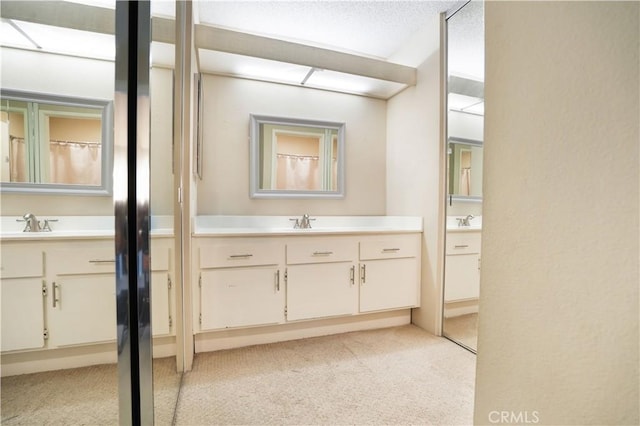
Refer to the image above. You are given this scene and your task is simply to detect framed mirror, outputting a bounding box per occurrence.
[448,137,483,200]
[0,89,113,195]
[249,114,345,198]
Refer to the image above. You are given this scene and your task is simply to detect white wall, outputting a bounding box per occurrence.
[197,75,387,216]
[475,2,639,425]
[386,13,443,334]
[0,48,174,216]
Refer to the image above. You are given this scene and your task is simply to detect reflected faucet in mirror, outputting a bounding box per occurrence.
[18,213,57,232]
[457,215,474,227]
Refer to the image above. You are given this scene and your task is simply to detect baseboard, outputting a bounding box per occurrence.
[1,336,176,377]
[443,299,478,318]
[194,309,411,353]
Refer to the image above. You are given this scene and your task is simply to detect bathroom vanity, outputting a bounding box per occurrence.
[443,217,482,317]
[192,215,422,352]
[0,216,175,376]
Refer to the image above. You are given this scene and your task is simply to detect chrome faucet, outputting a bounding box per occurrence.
[291,214,314,229]
[457,215,474,227]
[19,213,56,232]
[300,214,312,229]
[22,213,41,232]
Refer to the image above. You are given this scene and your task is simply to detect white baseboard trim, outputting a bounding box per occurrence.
[443,299,478,318]
[1,336,176,377]
[195,309,411,353]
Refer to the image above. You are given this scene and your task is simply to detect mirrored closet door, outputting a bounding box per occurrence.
[0,1,182,423]
[442,0,484,353]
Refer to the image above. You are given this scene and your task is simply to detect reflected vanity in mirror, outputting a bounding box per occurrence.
[448,137,483,199]
[249,114,345,198]
[0,90,113,195]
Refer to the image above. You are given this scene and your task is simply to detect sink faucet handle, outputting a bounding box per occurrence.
[41,219,56,232]
[289,218,301,229]
[20,213,40,232]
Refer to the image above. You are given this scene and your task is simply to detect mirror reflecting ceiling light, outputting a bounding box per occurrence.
[0,19,115,60]
[449,93,484,116]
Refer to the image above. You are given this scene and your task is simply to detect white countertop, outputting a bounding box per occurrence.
[193,215,423,236]
[0,215,173,240]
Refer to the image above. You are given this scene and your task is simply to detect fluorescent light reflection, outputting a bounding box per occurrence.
[0,20,115,61]
[449,93,484,115]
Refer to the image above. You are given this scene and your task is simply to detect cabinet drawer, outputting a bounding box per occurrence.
[287,239,357,265]
[199,242,282,269]
[445,232,481,255]
[49,247,116,275]
[0,247,44,278]
[359,236,419,260]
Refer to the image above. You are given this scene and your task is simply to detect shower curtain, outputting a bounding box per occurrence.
[276,153,320,190]
[49,139,101,185]
[459,167,471,196]
[9,136,101,184]
[9,137,26,182]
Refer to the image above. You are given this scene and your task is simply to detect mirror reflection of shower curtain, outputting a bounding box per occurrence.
[9,137,101,184]
[459,167,471,195]
[49,140,101,185]
[9,137,26,182]
[276,153,320,190]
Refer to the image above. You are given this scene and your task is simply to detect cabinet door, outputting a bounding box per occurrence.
[1,278,45,352]
[200,266,284,330]
[287,262,357,321]
[360,258,419,313]
[48,274,117,347]
[151,272,171,337]
[444,254,480,302]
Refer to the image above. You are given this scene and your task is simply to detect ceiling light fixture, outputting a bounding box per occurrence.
[5,19,41,50]
[301,67,322,86]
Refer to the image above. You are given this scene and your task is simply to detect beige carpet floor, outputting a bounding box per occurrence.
[174,324,476,425]
[443,313,478,351]
[1,326,476,425]
[0,357,181,425]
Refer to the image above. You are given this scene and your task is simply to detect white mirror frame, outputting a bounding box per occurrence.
[249,114,345,199]
[0,89,114,196]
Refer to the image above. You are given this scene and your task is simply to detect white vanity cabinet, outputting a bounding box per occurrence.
[0,246,46,352]
[150,238,174,337]
[444,231,481,302]
[196,240,285,330]
[359,235,421,313]
[47,244,118,347]
[1,236,174,353]
[192,230,422,336]
[285,238,358,321]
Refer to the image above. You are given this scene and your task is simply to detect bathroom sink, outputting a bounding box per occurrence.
[0,215,174,239]
[193,215,423,236]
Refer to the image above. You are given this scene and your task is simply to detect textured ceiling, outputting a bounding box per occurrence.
[196,1,459,60]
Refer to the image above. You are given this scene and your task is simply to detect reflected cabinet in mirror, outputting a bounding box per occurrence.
[250,114,345,198]
[0,90,113,195]
[448,137,483,199]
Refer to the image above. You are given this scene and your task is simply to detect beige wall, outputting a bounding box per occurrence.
[475,2,639,425]
[0,47,174,216]
[386,13,443,335]
[0,48,114,215]
[197,74,387,216]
